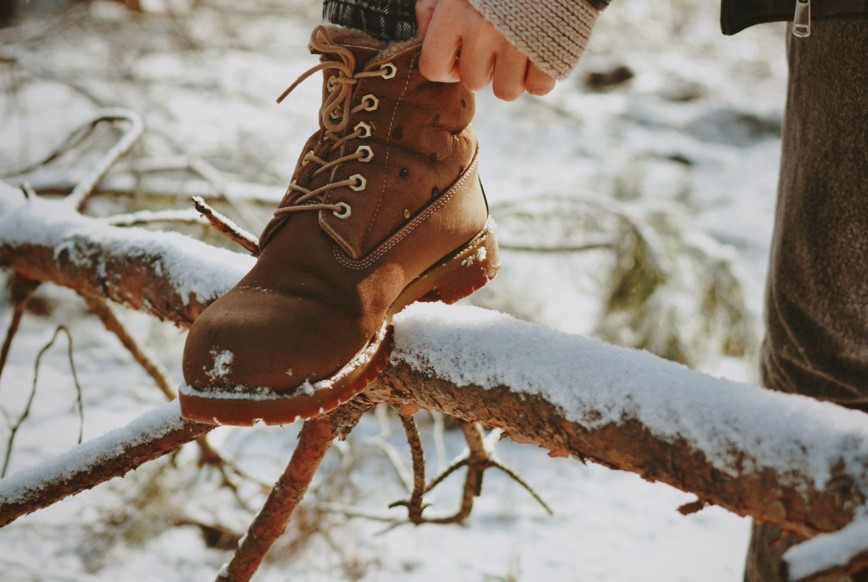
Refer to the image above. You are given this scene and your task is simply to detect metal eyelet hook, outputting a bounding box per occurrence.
[380,63,397,79]
[354,122,372,138]
[356,145,374,162]
[361,94,379,111]
[301,150,314,166]
[349,174,367,192]
[333,202,352,219]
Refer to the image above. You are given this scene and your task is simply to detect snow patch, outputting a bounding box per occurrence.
[461,245,487,267]
[784,507,868,581]
[206,349,234,381]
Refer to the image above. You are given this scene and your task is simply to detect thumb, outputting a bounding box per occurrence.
[415,0,438,39]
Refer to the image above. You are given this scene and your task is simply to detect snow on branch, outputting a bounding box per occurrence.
[376,304,868,578]
[0,183,252,326]
[2,183,868,579]
[0,402,210,526]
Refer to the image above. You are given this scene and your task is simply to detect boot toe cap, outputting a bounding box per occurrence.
[182,286,366,392]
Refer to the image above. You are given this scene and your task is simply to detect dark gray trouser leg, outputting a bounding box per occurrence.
[745,19,868,582]
[323,0,418,41]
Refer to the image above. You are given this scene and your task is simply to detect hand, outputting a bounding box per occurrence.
[415,0,557,101]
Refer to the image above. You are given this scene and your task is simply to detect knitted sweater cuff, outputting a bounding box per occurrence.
[467,0,599,80]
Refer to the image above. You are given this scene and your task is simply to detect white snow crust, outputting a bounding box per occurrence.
[392,303,868,493]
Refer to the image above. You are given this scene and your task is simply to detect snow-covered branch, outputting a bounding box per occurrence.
[1,184,867,580]
[0,183,253,327]
[0,402,210,527]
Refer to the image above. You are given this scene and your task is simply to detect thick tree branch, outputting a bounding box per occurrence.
[0,188,253,327]
[2,187,867,579]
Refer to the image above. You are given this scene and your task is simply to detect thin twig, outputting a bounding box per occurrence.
[404,422,551,525]
[677,498,707,516]
[490,458,554,516]
[81,294,176,400]
[26,172,283,206]
[0,118,101,178]
[395,412,426,523]
[191,196,260,256]
[423,455,469,494]
[65,109,145,211]
[366,430,414,494]
[18,182,36,199]
[105,208,207,228]
[499,242,615,254]
[188,157,263,233]
[314,501,403,524]
[0,275,39,387]
[1,325,82,477]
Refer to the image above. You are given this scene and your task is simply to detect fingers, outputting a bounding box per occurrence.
[418,2,461,82]
[458,35,495,91]
[491,47,529,101]
[525,63,557,96]
[418,0,558,99]
[414,0,438,39]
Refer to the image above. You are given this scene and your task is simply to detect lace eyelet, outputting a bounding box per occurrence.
[301,150,314,166]
[356,145,373,163]
[380,63,397,79]
[354,121,372,138]
[361,94,379,111]
[333,202,352,219]
[330,108,342,121]
[326,76,337,92]
[349,174,367,192]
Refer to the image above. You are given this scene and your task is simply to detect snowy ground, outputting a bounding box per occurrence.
[0,0,793,579]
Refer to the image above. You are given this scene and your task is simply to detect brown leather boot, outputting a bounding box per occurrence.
[180,26,499,426]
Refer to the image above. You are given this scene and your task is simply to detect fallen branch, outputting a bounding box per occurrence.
[1,185,867,578]
[0,186,253,327]
[0,402,211,526]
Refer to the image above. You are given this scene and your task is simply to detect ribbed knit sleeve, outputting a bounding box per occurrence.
[467,0,599,79]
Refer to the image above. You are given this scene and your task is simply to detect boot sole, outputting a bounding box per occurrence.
[178,219,500,426]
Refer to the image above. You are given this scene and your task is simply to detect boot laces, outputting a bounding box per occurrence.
[268,27,396,227]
